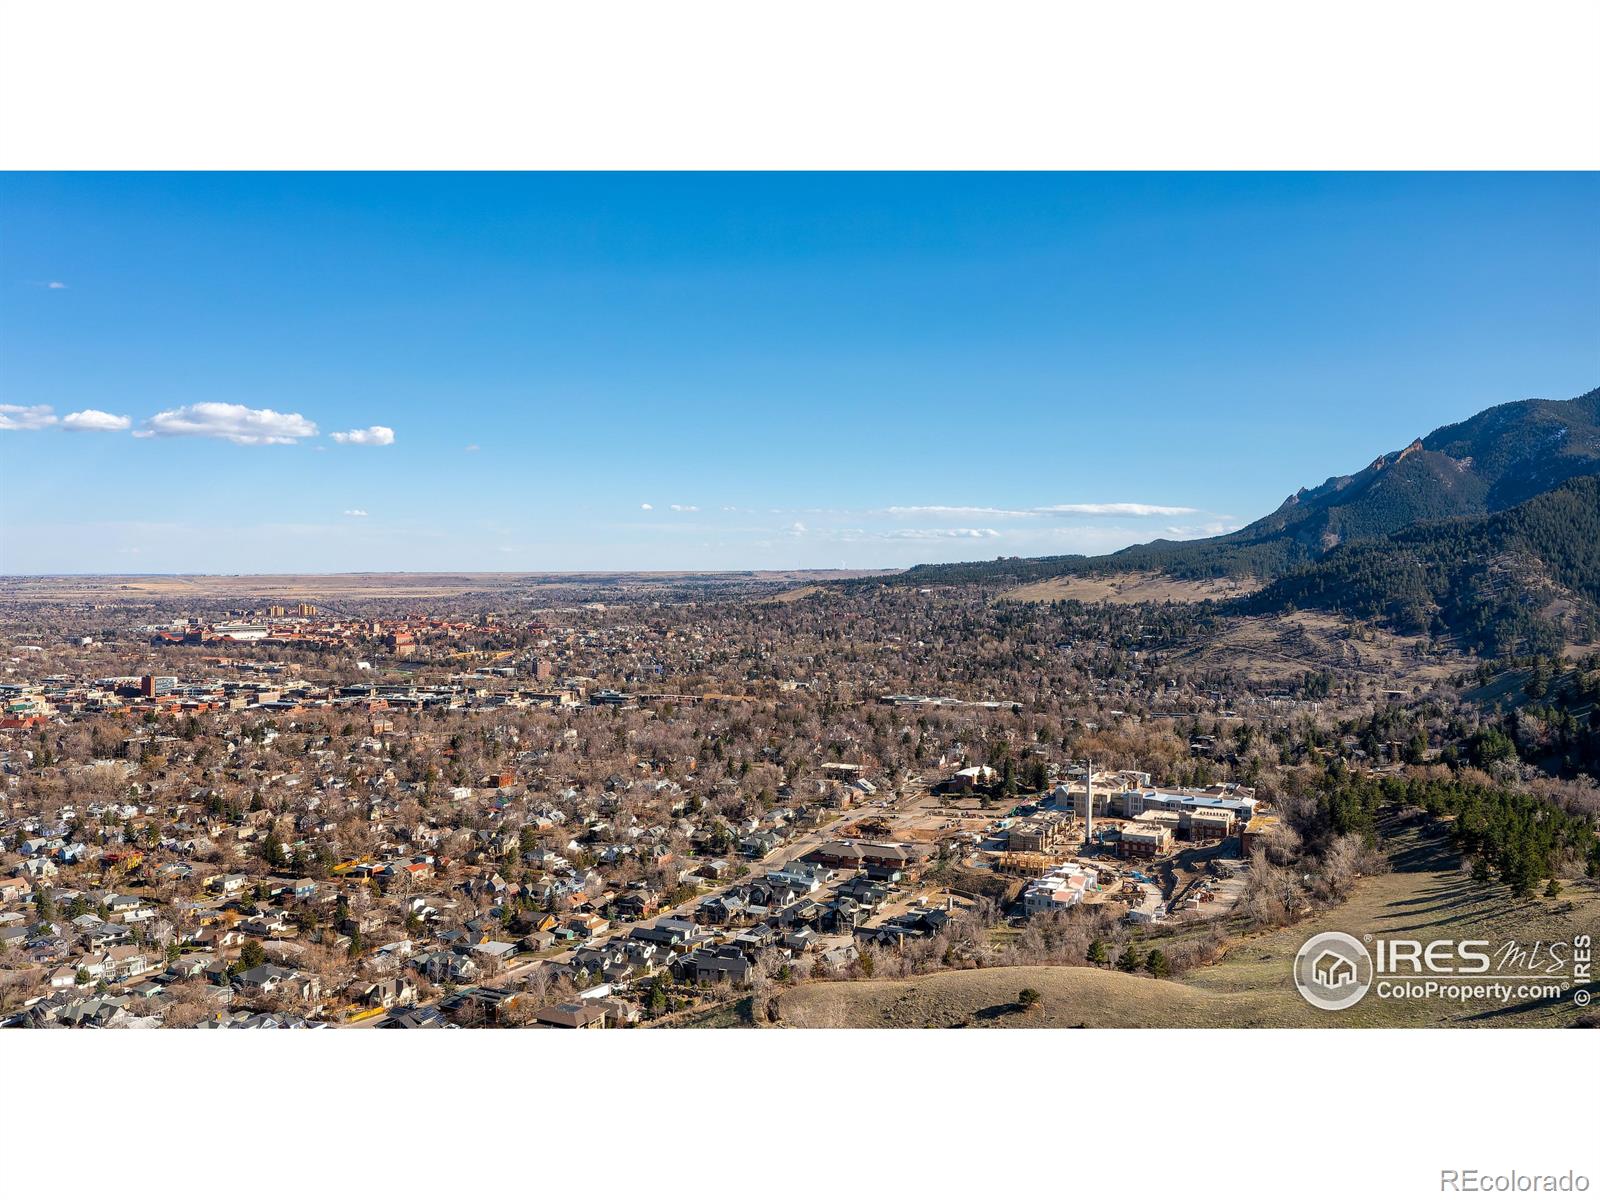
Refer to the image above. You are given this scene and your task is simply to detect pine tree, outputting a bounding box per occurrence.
[263,827,285,871]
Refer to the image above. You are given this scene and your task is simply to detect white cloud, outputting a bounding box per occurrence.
[330,425,395,446]
[883,504,1034,519]
[885,527,1001,540]
[61,409,132,432]
[789,521,807,535]
[670,504,699,512]
[141,402,318,445]
[464,443,481,452]
[884,502,1197,519]
[0,404,58,431]
[820,526,1002,543]
[1034,502,1198,516]
[640,503,654,511]
[343,509,369,518]
[46,281,67,290]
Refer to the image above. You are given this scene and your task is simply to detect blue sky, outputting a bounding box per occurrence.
[2,172,1596,574]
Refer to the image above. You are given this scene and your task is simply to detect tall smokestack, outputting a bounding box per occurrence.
[1083,760,1094,846]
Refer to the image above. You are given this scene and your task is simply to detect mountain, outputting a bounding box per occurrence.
[1237,475,1600,656]
[892,388,1600,589]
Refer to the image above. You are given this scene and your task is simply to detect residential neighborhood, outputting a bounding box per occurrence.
[0,582,1315,1029]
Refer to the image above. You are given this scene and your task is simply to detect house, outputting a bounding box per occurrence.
[597,996,640,1026]
[531,1001,609,1029]
[765,861,832,894]
[238,909,294,937]
[79,921,129,950]
[612,890,658,920]
[632,917,707,949]
[565,913,610,940]
[378,859,435,890]
[351,976,418,1010]
[195,926,245,953]
[414,950,480,983]
[235,964,321,1002]
[731,923,780,954]
[821,897,865,934]
[859,907,951,946]
[103,944,155,982]
[41,995,132,1028]
[739,830,782,859]
[572,943,626,976]
[1022,865,1096,916]
[467,940,518,969]
[158,953,215,983]
[949,764,997,789]
[697,894,747,927]
[836,877,889,909]
[782,928,821,953]
[775,898,821,930]
[672,946,754,987]
[377,1004,453,1029]
[819,945,859,973]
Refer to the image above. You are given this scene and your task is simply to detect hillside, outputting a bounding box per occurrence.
[891,387,1600,589]
[1238,475,1600,655]
[776,964,1260,1028]
[771,819,1599,1029]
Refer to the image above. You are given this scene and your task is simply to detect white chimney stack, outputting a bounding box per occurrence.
[1083,760,1094,846]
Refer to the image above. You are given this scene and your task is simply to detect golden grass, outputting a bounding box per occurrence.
[999,572,1263,605]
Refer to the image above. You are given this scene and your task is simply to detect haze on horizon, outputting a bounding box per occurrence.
[2,172,1596,576]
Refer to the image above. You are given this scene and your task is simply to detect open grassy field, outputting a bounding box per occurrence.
[1172,609,1462,689]
[769,818,1599,1029]
[998,571,1262,605]
[756,585,823,604]
[776,963,1258,1028]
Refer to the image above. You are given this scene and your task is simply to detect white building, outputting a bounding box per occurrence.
[1022,864,1097,917]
